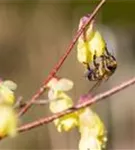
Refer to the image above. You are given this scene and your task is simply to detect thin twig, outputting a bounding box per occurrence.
[15,100,54,109]
[18,76,135,133]
[18,0,106,117]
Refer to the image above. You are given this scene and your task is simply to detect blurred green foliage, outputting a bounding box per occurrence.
[71,0,135,24]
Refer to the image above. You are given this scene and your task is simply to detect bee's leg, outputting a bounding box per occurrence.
[89,55,106,92]
[104,48,111,64]
[101,55,105,68]
[110,54,116,62]
[83,62,90,70]
[88,79,103,94]
[94,50,104,72]
[101,54,109,72]
[104,47,113,66]
[105,47,116,61]
[104,47,117,70]
[105,46,109,55]
[93,50,99,69]
[105,46,113,57]
[96,55,105,79]
[93,51,97,65]
[104,49,116,80]
[93,51,101,79]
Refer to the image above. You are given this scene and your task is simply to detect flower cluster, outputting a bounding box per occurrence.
[0,80,18,137]
[47,77,78,132]
[46,14,109,150]
[78,107,107,150]
[77,14,117,82]
[47,77,107,150]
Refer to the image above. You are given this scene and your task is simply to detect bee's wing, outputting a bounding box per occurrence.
[88,79,103,94]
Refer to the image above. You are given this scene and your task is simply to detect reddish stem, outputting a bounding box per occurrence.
[18,0,106,117]
[18,76,135,133]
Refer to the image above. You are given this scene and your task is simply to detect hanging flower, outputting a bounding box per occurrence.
[78,108,107,150]
[0,105,18,137]
[0,80,17,105]
[77,14,106,67]
[47,77,78,132]
[47,77,74,112]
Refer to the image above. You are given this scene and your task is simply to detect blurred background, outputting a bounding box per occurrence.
[0,0,135,149]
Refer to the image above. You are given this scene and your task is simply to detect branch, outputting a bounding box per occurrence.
[18,0,106,117]
[18,76,135,133]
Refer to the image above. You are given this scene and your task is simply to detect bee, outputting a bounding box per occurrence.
[77,14,117,91]
[84,47,117,89]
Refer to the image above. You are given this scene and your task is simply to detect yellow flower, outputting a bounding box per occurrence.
[47,78,78,132]
[47,78,74,111]
[47,78,73,95]
[79,131,107,150]
[78,108,107,150]
[0,80,17,105]
[0,105,18,137]
[77,15,106,65]
[54,113,78,132]
[49,92,73,113]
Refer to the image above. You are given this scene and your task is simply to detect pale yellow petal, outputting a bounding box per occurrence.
[55,78,73,91]
[0,106,18,137]
[0,85,15,105]
[3,80,17,91]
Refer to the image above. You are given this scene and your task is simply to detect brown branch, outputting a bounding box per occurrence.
[18,0,106,117]
[18,76,135,133]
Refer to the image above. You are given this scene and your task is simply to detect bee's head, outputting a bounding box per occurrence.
[107,62,117,73]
